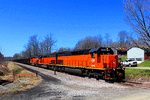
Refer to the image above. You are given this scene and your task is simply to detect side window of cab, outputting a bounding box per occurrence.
[92,53,95,58]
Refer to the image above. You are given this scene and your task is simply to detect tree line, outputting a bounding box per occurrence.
[13,0,150,59]
[74,31,133,50]
[12,30,142,60]
[13,34,56,59]
[0,52,4,63]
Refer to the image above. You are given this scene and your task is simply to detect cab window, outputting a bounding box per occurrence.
[92,53,95,58]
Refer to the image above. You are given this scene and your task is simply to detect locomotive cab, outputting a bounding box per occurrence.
[89,47,125,80]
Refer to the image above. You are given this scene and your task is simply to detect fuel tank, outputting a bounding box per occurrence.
[64,67,83,75]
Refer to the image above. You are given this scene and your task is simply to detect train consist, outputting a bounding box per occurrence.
[14,47,125,81]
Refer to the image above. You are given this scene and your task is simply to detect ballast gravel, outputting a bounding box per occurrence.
[1,62,149,100]
[30,65,125,89]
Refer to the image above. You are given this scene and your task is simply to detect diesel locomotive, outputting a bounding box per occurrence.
[15,47,125,81]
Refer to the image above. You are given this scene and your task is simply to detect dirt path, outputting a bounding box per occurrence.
[127,67,150,70]
[1,62,149,100]
[116,92,150,100]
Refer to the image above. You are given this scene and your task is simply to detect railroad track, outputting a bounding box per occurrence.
[15,62,150,89]
[115,80,141,86]
[115,80,150,89]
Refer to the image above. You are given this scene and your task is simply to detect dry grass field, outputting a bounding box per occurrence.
[0,61,42,95]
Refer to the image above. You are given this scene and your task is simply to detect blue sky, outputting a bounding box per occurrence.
[0,0,132,57]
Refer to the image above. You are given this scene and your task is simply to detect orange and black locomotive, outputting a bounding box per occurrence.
[29,47,125,81]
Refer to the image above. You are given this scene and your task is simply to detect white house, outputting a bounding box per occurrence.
[127,47,144,64]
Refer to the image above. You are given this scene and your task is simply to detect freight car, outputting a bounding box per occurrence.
[13,58,30,64]
[28,47,125,81]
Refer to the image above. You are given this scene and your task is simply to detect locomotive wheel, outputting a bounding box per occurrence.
[103,75,105,80]
[47,65,49,69]
[52,66,54,70]
[95,74,99,80]
[62,67,65,72]
[35,63,38,67]
[60,67,63,72]
[88,73,91,79]
[85,70,88,76]
[57,67,59,71]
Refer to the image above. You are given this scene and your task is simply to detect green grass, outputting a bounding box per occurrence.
[11,68,25,74]
[121,55,127,61]
[137,60,150,67]
[125,68,150,78]
[11,87,15,90]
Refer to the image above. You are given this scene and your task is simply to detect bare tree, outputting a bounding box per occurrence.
[104,33,112,47]
[24,44,32,58]
[110,42,120,48]
[109,39,114,47]
[29,35,39,56]
[84,37,95,48]
[43,34,57,55]
[123,0,150,51]
[74,35,105,50]
[14,34,57,58]
[39,42,45,56]
[74,36,96,50]
[58,47,64,52]
[13,53,20,60]
[74,39,84,50]
[22,34,39,58]
[118,31,128,47]
[65,48,71,52]
[0,52,4,63]
[93,35,104,47]
[20,34,56,58]
[20,50,31,59]
[58,47,71,53]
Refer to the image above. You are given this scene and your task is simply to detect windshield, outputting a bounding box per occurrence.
[125,60,132,62]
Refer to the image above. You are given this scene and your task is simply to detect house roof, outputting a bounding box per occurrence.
[115,47,129,51]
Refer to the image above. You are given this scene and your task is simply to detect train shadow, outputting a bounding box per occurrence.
[18,65,61,84]
[0,80,13,86]
[25,64,124,84]
[115,80,142,85]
